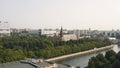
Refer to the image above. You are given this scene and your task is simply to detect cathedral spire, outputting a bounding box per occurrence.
[59,26,63,38]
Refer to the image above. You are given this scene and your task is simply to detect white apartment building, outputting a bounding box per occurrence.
[41,28,68,37]
[68,29,91,38]
[41,29,57,37]
[0,21,10,37]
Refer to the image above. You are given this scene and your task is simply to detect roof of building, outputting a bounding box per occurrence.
[62,34,77,41]
[0,62,35,68]
[36,61,52,67]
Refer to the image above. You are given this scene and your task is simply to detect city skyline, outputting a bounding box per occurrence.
[0,0,120,30]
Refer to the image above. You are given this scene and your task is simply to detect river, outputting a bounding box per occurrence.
[60,44,120,68]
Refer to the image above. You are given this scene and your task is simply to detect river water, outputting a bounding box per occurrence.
[60,45,120,68]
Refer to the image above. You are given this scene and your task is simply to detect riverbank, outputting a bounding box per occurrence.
[45,45,113,62]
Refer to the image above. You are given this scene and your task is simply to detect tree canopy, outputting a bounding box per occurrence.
[87,50,120,68]
[0,35,112,63]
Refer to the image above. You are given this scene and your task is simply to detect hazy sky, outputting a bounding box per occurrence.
[0,0,120,30]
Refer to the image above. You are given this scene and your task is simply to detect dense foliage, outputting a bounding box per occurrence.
[0,35,112,63]
[86,50,120,68]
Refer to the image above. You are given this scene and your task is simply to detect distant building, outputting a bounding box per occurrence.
[11,28,30,36]
[28,29,41,35]
[11,28,20,33]
[68,29,91,38]
[68,29,120,39]
[41,28,68,37]
[0,21,10,37]
[108,37,118,43]
[53,27,78,42]
[41,29,57,37]
[62,34,78,41]
[79,36,91,39]
[100,30,120,38]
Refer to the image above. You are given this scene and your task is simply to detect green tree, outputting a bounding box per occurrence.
[112,59,120,68]
[105,50,116,63]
